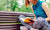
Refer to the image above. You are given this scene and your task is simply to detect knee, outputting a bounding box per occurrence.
[36,17,45,23]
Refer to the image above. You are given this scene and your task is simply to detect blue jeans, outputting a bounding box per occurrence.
[18,15,50,30]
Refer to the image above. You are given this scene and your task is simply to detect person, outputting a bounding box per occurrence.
[19,0,50,30]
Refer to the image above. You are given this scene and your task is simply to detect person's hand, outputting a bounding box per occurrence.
[24,18,31,23]
[24,18,35,24]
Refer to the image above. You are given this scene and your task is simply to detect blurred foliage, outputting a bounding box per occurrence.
[0,0,50,13]
[47,3,50,9]
[10,0,18,11]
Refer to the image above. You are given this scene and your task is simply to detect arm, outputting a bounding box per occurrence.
[42,2,50,21]
[31,6,36,20]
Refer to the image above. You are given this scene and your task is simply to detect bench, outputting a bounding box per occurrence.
[0,11,34,30]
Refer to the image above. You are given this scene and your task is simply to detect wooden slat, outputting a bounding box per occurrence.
[0,26,16,28]
[0,29,16,30]
[0,19,16,20]
[0,16,17,19]
[0,24,16,26]
[0,11,34,17]
[0,14,33,17]
[0,28,16,29]
[0,21,16,23]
